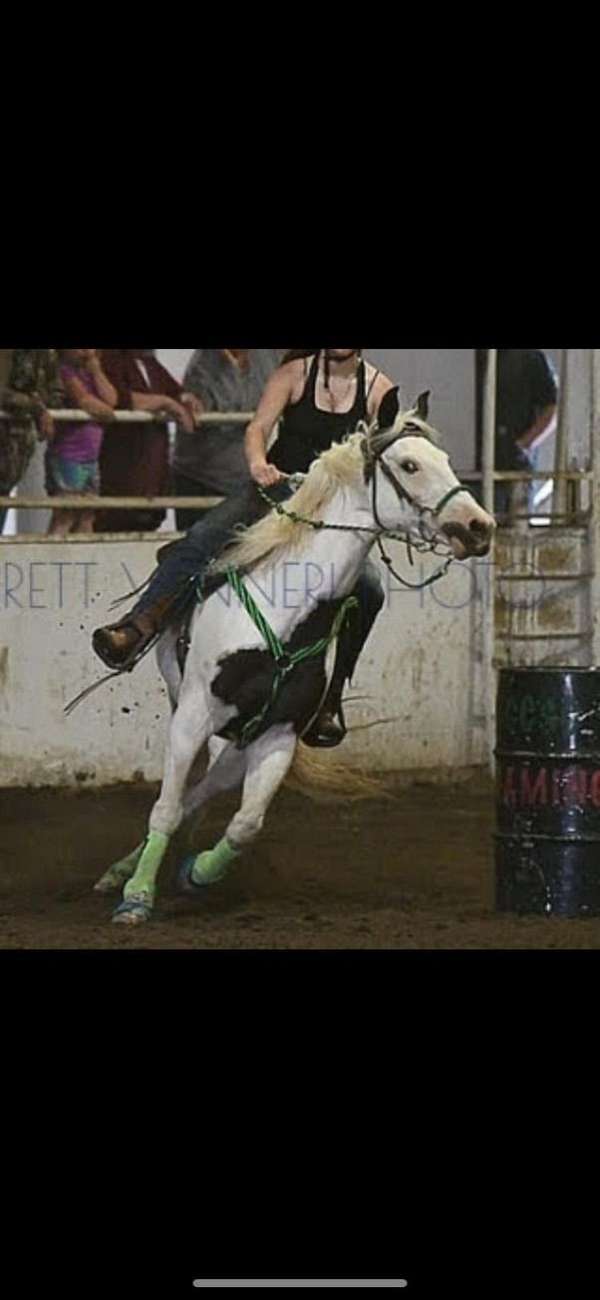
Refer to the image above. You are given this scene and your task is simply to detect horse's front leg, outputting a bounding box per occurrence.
[182,740,247,822]
[95,632,185,896]
[179,724,297,892]
[112,693,214,926]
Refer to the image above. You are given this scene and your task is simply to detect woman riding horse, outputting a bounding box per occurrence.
[92,348,396,747]
[95,394,496,926]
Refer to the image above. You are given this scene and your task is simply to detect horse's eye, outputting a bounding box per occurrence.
[401,459,419,475]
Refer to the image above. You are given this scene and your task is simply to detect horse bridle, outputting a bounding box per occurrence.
[369,437,468,534]
[255,426,471,593]
[358,426,470,590]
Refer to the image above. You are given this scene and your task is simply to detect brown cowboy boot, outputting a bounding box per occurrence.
[92,593,179,671]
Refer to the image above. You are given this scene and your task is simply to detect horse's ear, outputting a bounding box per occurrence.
[415,391,430,421]
[377,386,400,431]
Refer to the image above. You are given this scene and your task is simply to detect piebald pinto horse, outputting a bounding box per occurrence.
[94,388,495,924]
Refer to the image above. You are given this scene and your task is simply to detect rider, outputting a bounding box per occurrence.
[92,348,395,746]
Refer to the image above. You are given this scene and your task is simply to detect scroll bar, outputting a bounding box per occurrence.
[192,1282,408,1289]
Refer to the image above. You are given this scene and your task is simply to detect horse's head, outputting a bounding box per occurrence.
[365,388,496,559]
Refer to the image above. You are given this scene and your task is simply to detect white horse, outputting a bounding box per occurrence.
[94,389,495,924]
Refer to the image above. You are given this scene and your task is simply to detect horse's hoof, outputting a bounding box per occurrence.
[94,852,142,894]
[112,895,153,925]
[178,846,232,894]
[94,873,122,894]
[177,854,207,896]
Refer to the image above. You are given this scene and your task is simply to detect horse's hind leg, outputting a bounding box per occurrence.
[112,693,214,926]
[179,724,296,892]
[94,842,146,894]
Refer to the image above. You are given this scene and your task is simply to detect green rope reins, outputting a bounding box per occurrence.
[255,477,458,593]
[225,566,358,748]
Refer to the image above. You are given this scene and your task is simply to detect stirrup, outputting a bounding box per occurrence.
[92,625,157,673]
[302,699,347,749]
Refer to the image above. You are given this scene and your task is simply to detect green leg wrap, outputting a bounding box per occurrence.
[123,830,170,904]
[191,837,241,887]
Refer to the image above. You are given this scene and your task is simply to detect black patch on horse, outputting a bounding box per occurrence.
[211,597,355,748]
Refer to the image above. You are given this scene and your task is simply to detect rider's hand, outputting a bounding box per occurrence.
[250,459,286,488]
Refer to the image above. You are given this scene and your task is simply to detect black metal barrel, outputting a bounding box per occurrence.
[496,667,600,916]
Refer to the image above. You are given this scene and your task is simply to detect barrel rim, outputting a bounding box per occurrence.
[495,832,600,844]
[498,666,600,675]
[495,749,600,758]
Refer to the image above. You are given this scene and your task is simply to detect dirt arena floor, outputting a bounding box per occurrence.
[2,774,600,949]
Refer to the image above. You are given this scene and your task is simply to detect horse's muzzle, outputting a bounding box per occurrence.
[441,519,494,559]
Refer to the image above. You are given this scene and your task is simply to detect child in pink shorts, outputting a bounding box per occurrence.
[47,350,117,535]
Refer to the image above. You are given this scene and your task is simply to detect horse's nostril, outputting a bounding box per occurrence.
[469,518,488,536]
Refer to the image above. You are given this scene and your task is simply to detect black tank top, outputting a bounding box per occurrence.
[269,353,374,475]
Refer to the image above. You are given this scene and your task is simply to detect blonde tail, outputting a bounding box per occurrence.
[285,739,393,804]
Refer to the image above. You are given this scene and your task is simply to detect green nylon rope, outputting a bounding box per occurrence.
[226,566,359,748]
[256,483,406,540]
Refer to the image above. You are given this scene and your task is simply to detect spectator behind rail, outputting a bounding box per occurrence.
[1,349,63,534]
[173,349,283,528]
[495,349,558,519]
[95,350,202,533]
[475,349,558,521]
[47,350,118,536]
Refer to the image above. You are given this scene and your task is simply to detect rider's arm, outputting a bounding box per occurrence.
[245,363,297,487]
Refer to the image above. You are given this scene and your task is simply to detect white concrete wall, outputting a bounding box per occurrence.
[0,539,489,787]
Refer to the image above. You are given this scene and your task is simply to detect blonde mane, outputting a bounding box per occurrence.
[215,408,440,574]
[213,432,364,573]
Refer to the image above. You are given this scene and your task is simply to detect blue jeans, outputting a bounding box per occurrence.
[173,468,221,532]
[132,480,384,686]
[135,480,271,615]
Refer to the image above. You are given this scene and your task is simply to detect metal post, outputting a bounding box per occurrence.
[482,349,497,516]
[590,350,600,664]
[482,350,497,772]
[554,349,569,519]
[0,409,256,424]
